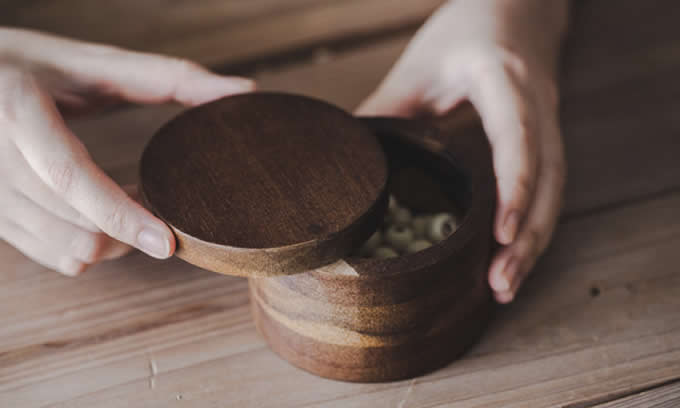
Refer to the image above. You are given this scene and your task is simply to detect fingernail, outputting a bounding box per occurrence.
[59,258,86,277]
[137,228,171,259]
[224,77,256,92]
[492,256,513,292]
[501,256,520,292]
[241,78,257,91]
[494,290,515,304]
[502,211,520,243]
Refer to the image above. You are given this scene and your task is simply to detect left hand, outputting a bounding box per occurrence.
[357,0,569,303]
[0,28,255,276]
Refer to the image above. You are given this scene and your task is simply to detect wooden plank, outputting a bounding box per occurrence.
[0,0,443,67]
[2,187,680,407]
[592,381,680,408]
[559,0,680,214]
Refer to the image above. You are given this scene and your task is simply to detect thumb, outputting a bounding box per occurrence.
[5,69,175,259]
[355,66,424,117]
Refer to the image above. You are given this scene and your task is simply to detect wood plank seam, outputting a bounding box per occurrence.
[5,207,680,402]
[0,318,261,395]
[568,378,680,408]
[559,185,680,223]
[41,342,271,407]
[423,351,680,408]
[286,332,680,408]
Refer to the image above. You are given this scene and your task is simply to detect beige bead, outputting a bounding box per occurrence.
[411,215,430,238]
[384,225,414,252]
[373,247,399,259]
[391,207,412,227]
[406,239,432,254]
[428,213,458,243]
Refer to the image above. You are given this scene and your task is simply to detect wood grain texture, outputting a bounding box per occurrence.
[592,381,680,408]
[139,93,388,277]
[3,188,680,407]
[1,0,680,406]
[250,116,497,381]
[0,0,444,67]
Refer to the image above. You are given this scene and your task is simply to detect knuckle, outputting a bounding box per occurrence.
[469,46,529,85]
[514,172,534,204]
[102,200,129,238]
[45,158,77,195]
[500,48,529,85]
[165,57,204,103]
[170,57,202,77]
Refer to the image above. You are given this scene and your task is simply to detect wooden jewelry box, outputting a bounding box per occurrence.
[139,92,497,382]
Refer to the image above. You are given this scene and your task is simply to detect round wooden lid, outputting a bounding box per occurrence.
[139,92,388,277]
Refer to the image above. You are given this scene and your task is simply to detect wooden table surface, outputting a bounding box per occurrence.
[2,1,680,407]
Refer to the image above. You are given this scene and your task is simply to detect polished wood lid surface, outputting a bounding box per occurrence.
[140,92,388,276]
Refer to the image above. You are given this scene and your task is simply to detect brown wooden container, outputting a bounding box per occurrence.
[140,93,496,383]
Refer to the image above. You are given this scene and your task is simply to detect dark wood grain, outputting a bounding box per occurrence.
[140,92,388,277]
[250,113,497,382]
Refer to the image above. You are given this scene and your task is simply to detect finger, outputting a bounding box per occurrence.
[468,65,539,246]
[491,254,525,304]
[77,51,256,107]
[68,44,254,107]
[6,189,132,263]
[355,65,427,117]
[0,219,86,277]
[2,69,175,259]
[1,141,98,232]
[493,290,516,304]
[356,88,424,117]
[4,29,255,107]
[488,118,565,302]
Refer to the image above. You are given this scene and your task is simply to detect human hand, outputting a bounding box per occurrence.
[0,28,255,276]
[357,0,569,303]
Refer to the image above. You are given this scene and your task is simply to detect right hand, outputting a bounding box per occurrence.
[357,0,568,303]
[0,28,255,276]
